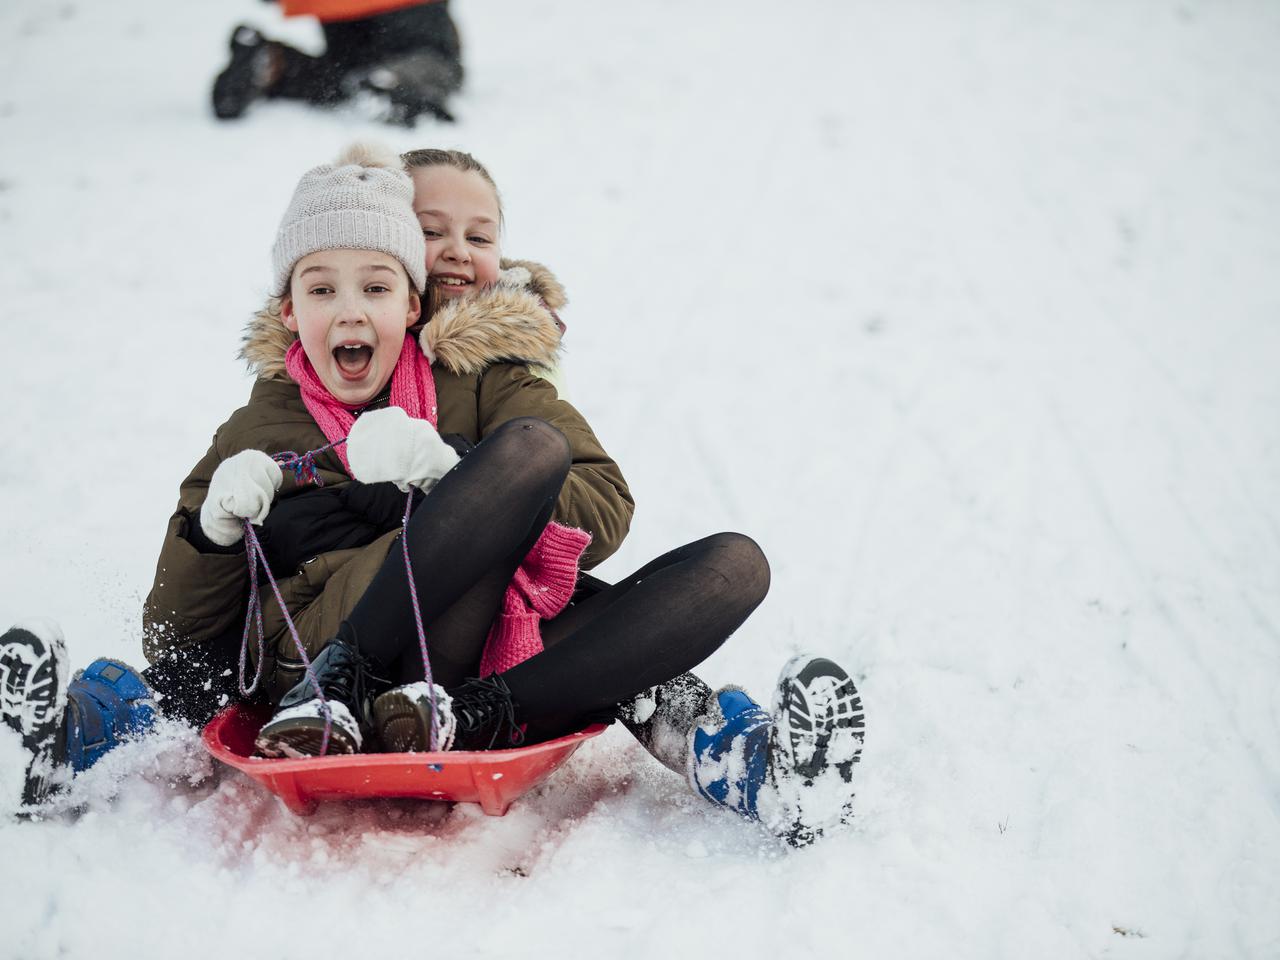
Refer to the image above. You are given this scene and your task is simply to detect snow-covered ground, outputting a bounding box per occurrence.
[3,0,1279,956]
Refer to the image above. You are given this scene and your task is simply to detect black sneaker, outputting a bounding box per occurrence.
[446,674,525,751]
[763,655,865,846]
[211,24,273,120]
[254,639,376,757]
[1,620,70,806]
[372,681,456,753]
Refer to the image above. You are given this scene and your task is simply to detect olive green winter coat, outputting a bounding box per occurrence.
[142,263,633,699]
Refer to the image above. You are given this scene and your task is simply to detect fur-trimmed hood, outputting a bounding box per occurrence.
[240,258,568,383]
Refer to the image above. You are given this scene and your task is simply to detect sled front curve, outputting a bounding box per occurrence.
[201,702,606,816]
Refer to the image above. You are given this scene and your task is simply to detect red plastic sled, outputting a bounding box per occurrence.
[202,702,606,816]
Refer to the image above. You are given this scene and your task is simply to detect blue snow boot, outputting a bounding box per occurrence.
[64,659,158,773]
[688,687,773,819]
[689,656,866,847]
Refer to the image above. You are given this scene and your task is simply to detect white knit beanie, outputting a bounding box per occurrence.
[271,141,426,295]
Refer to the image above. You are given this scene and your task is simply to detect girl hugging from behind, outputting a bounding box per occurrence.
[2,144,864,845]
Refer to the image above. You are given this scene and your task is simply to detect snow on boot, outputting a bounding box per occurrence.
[760,655,865,846]
[687,687,773,820]
[620,672,715,776]
[0,620,70,807]
[211,25,276,120]
[688,656,865,846]
[372,681,457,752]
[64,659,158,774]
[254,639,374,758]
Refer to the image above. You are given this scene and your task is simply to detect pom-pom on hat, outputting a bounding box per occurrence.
[271,141,426,295]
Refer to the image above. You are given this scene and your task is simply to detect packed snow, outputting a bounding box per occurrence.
[2,0,1279,956]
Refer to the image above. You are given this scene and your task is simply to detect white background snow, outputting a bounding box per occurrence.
[2,0,1279,956]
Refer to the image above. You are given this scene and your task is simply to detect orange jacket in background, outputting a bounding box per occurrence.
[279,0,442,23]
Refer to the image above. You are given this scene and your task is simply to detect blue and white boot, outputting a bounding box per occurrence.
[1,620,70,807]
[2,623,159,812]
[64,659,158,773]
[688,687,773,819]
[689,655,865,846]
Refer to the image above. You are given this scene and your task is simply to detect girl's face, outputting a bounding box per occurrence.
[410,166,502,304]
[281,249,421,405]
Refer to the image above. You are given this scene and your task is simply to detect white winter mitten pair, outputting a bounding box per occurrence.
[199,450,284,546]
[346,407,460,493]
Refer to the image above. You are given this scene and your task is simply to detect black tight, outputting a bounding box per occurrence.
[509,532,769,740]
[342,417,567,686]
[341,418,771,742]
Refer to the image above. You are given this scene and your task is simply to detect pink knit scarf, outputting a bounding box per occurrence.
[285,337,436,474]
[284,337,590,676]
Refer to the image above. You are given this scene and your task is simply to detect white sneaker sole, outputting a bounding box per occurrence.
[764,655,866,845]
[1,619,68,739]
[254,699,363,758]
[372,682,456,752]
[772,654,865,781]
[1,619,69,806]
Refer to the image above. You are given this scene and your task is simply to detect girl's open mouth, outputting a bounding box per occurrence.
[432,275,472,293]
[333,344,373,380]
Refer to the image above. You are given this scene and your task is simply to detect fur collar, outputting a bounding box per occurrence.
[240,258,567,383]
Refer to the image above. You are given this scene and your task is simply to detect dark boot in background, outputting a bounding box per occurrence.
[211,25,283,120]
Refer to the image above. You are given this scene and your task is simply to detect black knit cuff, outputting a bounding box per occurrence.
[180,508,247,556]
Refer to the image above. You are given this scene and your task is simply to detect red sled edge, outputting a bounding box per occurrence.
[202,701,607,816]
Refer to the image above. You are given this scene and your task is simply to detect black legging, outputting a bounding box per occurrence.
[339,417,770,741]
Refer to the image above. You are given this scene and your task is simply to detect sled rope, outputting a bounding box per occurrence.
[272,440,343,488]
[234,442,345,699]
[400,490,440,750]
[240,519,335,755]
[236,439,438,755]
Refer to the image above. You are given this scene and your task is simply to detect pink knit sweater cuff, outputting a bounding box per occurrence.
[478,522,592,678]
[479,609,543,678]
[511,522,593,619]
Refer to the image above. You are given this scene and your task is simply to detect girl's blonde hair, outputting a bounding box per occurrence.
[401,148,504,229]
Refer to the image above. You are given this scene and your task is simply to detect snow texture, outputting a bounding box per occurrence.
[3,0,1280,957]
[0,726,30,817]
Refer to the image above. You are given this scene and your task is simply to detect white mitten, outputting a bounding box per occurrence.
[199,449,284,547]
[346,407,460,493]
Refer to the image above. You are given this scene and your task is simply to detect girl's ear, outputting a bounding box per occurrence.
[280,294,299,333]
[406,291,422,328]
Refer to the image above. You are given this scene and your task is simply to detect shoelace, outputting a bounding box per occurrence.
[314,642,382,717]
[453,677,525,750]
[238,437,440,755]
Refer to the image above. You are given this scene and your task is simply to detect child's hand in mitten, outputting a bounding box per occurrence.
[346,407,460,493]
[199,449,284,546]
